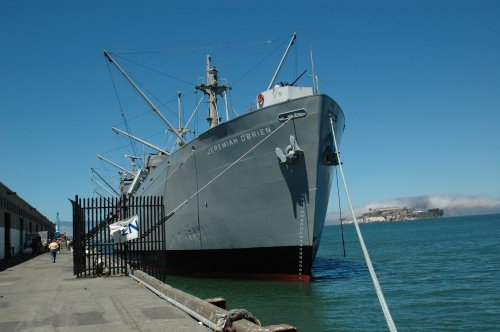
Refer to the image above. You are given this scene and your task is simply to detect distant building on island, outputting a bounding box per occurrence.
[344,207,444,224]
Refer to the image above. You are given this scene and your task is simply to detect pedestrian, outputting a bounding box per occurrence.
[48,239,59,263]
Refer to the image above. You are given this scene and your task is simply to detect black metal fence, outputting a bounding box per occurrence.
[71,195,166,279]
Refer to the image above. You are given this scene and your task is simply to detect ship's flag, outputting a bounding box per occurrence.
[109,215,139,243]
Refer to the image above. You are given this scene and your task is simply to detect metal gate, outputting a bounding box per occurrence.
[71,195,166,279]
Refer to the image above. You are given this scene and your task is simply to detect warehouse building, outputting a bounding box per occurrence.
[0,182,55,260]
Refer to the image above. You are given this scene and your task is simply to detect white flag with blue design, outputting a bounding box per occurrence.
[109,215,139,243]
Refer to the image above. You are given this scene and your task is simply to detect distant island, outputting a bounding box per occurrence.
[343,207,444,224]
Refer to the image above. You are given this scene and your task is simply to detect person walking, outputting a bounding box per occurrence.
[48,239,59,263]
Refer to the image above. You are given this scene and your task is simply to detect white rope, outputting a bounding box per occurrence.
[329,116,397,332]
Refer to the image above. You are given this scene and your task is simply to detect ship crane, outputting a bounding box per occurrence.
[125,154,142,172]
[91,167,120,197]
[112,127,170,155]
[91,177,119,198]
[97,154,135,177]
[103,50,187,145]
[96,154,144,196]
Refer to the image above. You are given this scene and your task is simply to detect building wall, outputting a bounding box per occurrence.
[0,182,55,260]
[0,227,4,259]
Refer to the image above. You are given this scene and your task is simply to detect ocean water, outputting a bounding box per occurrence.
[166,214,500,331]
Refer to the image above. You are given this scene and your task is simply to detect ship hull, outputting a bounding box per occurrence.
[136,93,345,280]
[163,246,313,281]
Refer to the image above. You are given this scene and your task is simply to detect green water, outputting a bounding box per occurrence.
[166,214,500,331]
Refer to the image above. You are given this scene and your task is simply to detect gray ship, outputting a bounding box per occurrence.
[101,34,345,281]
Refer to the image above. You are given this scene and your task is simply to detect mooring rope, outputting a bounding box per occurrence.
[335,169,347,257]
[329,116,397,332]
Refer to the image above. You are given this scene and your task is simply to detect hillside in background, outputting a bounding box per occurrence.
[326,194,500,225]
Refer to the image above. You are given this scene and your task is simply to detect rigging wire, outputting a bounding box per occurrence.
[106,59,140,166]
[329,116,397,332]
[111,37,287,55]
[226,90,240,117]
[294,37,298,82]
[112,53,195,87]
[229,38,290,88]
[108,58,197,131]
[112,89,192,130]
[129,78,180,120]
[142,149,196,194]
[184,94,205,131]
[163,135,175,153]
[110,92,191,129]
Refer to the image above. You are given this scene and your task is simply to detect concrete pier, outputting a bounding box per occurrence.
[0,250,296,331]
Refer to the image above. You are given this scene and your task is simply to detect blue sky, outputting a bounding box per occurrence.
[1,0,499,223]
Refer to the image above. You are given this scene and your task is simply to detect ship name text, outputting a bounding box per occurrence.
[207,126,272,155]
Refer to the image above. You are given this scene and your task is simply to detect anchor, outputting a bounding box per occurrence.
[275,135,303,164]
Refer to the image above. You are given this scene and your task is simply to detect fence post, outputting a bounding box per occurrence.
[70,195,83,277]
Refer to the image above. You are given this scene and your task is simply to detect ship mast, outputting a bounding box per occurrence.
[170,91,190,147]
[196,55,229,128]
